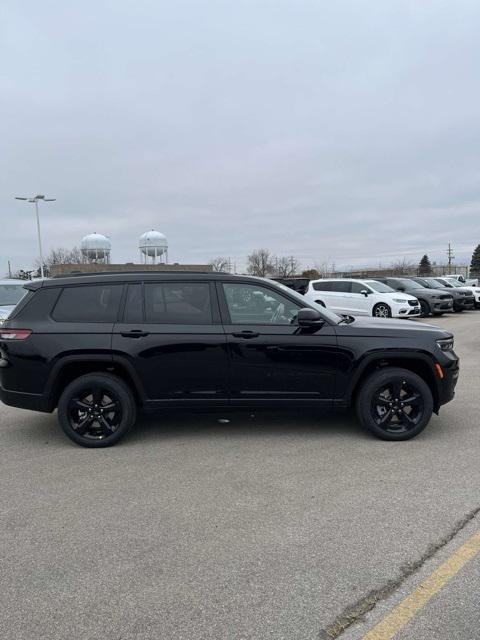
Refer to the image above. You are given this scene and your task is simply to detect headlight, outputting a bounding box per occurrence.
[393,298,408,303]
[436,337,454,352]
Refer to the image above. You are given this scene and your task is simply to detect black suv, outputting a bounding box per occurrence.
[373,277,454,316]
[0,272,459,447]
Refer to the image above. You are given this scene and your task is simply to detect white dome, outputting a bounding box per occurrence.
[81,233,111,259]
[139,230,168,257]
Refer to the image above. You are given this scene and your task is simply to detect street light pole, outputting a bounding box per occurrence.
[14,195,56,279]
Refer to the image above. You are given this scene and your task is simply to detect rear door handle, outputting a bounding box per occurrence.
[120,330,149,338]
[232,331,260,339]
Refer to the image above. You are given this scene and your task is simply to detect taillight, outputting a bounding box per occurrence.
[0,329,32,340]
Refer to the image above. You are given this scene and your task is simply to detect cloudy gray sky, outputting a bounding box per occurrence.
[1,0,479,273]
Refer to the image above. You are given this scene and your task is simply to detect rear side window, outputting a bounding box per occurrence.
[52,285,123,322]
[144,282,212,324]
[330,281,351,292]
[124,284,143,323]
[313,281,332,291]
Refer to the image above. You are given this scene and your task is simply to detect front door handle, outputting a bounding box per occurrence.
[232,331,260,339]
[120,330,149,338]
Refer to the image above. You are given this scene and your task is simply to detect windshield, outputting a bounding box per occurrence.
[364,280,394,293]
[0,284,26,306]
[442,279,462,288]
[272,281,343,323]
[396,279,423,290]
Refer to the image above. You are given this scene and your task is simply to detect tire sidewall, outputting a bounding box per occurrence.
[58,373,136,447]
[372,303,391,318]
[356,367,433,441]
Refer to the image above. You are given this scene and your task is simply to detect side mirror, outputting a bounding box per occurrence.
[298,308,325,328]
[360,289,369,297]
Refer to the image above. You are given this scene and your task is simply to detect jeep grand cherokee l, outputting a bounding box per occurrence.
[0,272,459,447]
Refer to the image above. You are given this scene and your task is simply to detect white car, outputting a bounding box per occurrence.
[445,273,479,286]
[304,278,421,318]
[0,279,29,323]
[437,277,480,308]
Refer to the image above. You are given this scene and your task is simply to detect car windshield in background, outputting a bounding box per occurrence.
[364,280,394,293]
[397,279,423,289]
[442,279,462,287]
[0,284,26,306]
[273,281,343,323]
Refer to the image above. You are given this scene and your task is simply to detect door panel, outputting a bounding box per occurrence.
[219,282,338,405]
[112,282,228,405]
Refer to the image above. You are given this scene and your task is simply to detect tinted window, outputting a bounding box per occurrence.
[351,282,371,294]
[53,285,123,322]
[124,284,143,323]
[330,281,351,293]
[223,283,301,324]
[312,281,332,291]
[145,282,212,324]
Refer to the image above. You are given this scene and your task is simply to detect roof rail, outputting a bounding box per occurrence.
[52,269,220,278]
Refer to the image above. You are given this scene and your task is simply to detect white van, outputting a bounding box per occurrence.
[304,278,421,318]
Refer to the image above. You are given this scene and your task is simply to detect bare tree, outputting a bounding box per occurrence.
[275,256,301,277]
[37,246,83,269]
[209,256,230,272]
[247,248,276,277]
[390,258,414,276]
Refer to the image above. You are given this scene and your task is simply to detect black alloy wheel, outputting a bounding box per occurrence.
[356,367,433,440]
[372,303,391,318]
[58,373,136,447]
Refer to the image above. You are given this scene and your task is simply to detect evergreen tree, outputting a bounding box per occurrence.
[470,244,480,276]
[418,254,432,276]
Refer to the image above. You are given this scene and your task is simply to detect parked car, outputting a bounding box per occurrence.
[445,273,479,287]
[436,277,480,309]
[271,277,310,295]
[410,277,475,312]
[0,279,30,323]
[0,272,459,446]
[371,277,453,317]
[304,278,421,318]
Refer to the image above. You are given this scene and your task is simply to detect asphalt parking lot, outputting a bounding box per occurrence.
[1,312,479,640]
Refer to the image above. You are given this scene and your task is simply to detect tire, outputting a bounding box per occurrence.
[355,367,433,441]
[58,373,137,447]
[372,303,392,318]
[419,299,431,317]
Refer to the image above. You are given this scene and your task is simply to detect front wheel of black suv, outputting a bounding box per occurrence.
[58,373,137,447]
[418,299,431,317]
[356,367,433,440]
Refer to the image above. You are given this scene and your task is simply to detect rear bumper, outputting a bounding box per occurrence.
[0,384,52,413]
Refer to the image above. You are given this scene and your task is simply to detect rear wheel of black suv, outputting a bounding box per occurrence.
[58,373,136,447]
[356,367,433,441]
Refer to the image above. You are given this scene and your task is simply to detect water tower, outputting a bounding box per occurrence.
[139,230,168,264]
[81,233,111,264]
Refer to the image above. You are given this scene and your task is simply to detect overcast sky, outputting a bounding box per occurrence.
[1,0,479,273]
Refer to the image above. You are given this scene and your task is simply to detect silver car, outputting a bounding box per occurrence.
[0,279,29,323]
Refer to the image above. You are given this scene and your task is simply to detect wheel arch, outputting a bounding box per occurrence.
[45,355,144,410]
[347,353,440,412]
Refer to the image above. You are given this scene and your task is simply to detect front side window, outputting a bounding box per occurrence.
[223,283,301,325]
[351,282,372,294]
[53,285,123,322]
[364,280,394,293]
[145,282,212,324]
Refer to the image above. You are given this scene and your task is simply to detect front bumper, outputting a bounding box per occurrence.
[431,298,454,313]
[437,355,460,408]
[453,296,475,311]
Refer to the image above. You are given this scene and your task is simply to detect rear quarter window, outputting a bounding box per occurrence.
[52,285,123,322]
